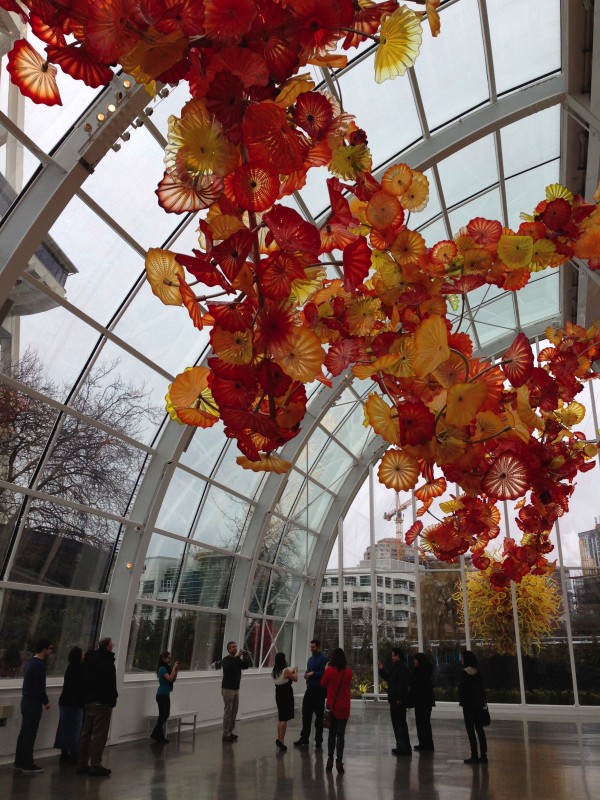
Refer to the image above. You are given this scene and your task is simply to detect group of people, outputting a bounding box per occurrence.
[13,635,489,777]
[379,648,488,764]
[271,639,352,773]
[14,636,118,776]
[270,641,489,771]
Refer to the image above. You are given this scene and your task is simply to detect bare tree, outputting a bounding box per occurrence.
[1,349,160,547]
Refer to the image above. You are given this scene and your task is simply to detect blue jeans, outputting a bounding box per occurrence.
[15,698,43,767]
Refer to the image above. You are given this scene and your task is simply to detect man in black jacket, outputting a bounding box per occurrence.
[220,641,249,742]
[378,647,412,756]
[77,637,118,777]
[14,638,53,773]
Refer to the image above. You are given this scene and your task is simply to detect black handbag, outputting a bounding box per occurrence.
[480,705,491,727]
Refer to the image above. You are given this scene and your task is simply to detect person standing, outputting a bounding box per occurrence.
[458,650,488,764]
[151,651,179,744]
[54,646,85,764]
[294,639,328,748]
[272,652,298,751]
[378,647,412,756]
[14,638,53,773]
[77,637,118,777]
[220,641,249,742]
[321,647,352,774]
[410,652,436,752]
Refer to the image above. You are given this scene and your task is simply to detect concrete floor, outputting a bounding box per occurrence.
[1,707,599,800]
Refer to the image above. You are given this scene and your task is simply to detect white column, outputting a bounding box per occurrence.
[554,518,580,705]
[459,556,471,650]
[412,492,424,651]
[503,500,526,704]
[369,465,379,694]
[337,518,344,646]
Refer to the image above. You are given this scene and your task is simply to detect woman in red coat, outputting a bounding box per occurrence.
[321,648,352,774]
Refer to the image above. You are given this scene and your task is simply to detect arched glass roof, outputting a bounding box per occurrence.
[0,0,597,677]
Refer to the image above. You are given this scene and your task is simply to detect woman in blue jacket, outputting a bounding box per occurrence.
[151,651,179,743]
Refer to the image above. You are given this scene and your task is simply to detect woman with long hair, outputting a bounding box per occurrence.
[410,652,436,752]
[321,647,352,774]
[151,651,179,744]
[458,650,488,764]
[54,646,85,763]
[272,652,298,751]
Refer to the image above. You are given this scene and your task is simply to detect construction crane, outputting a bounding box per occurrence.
[383,492,412,560]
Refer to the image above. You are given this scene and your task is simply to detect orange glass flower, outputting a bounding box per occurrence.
[377,448,420,492]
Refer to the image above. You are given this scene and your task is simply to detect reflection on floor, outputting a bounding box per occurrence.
[1,707,599,800]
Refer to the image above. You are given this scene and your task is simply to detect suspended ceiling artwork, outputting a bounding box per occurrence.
[2,0,600,596]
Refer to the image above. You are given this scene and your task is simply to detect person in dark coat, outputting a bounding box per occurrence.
[458,650,488,764]
[14,638,53,773]
[294,639,328,748]
[378,647,412,756]
[272,652,298,751]
[54,646,85,763]
[410,652,435,752]
[77,637,118,777]
[220,640,250,742]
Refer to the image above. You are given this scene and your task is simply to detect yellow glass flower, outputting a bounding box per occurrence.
[446,382,488,427]
[375,6,423,84]
[211,328,253,364]
[400,171,429,212]
[164,99,237,179]
[275,327,325,383]
[555,401,586,428]
[236,454,292,473]
[330,143,373,180]
[145,248,184,306]
[382,163,413,197]
[120,28,187,83]
[345,296,382,336]
[545,183,573,203]
[530,238,557,271]
[414,314,450,377]
[391,228,426,265]
[365,393,401,445]
[497,234,534,268]
[454,565,561,656]
[166,367,220,428]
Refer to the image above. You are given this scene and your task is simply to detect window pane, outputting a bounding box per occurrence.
[171,609,226,670]
[488,0,561,96]
[570,569,600,706]
[521,573,573,705]
[155,468,207,536]
[176,545,235,609]
[267,572,301,617]
[244,619,293,670]
[414,0,488,131]
[9,501,120,592]
[191,485,253,551]
[126,603,171,673]
[0,590,101,678]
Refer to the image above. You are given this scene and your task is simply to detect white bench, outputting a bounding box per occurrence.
[360,693,385,703]
[146,710,199,737]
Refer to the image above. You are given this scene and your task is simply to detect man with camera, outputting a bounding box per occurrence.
[220,641,249,742]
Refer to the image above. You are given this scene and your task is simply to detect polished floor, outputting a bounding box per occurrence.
[1,707,599,800]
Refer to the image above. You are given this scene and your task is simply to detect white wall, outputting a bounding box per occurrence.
[0,671,277,766]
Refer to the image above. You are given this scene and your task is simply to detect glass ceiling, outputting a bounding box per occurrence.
[0,0,595,674]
